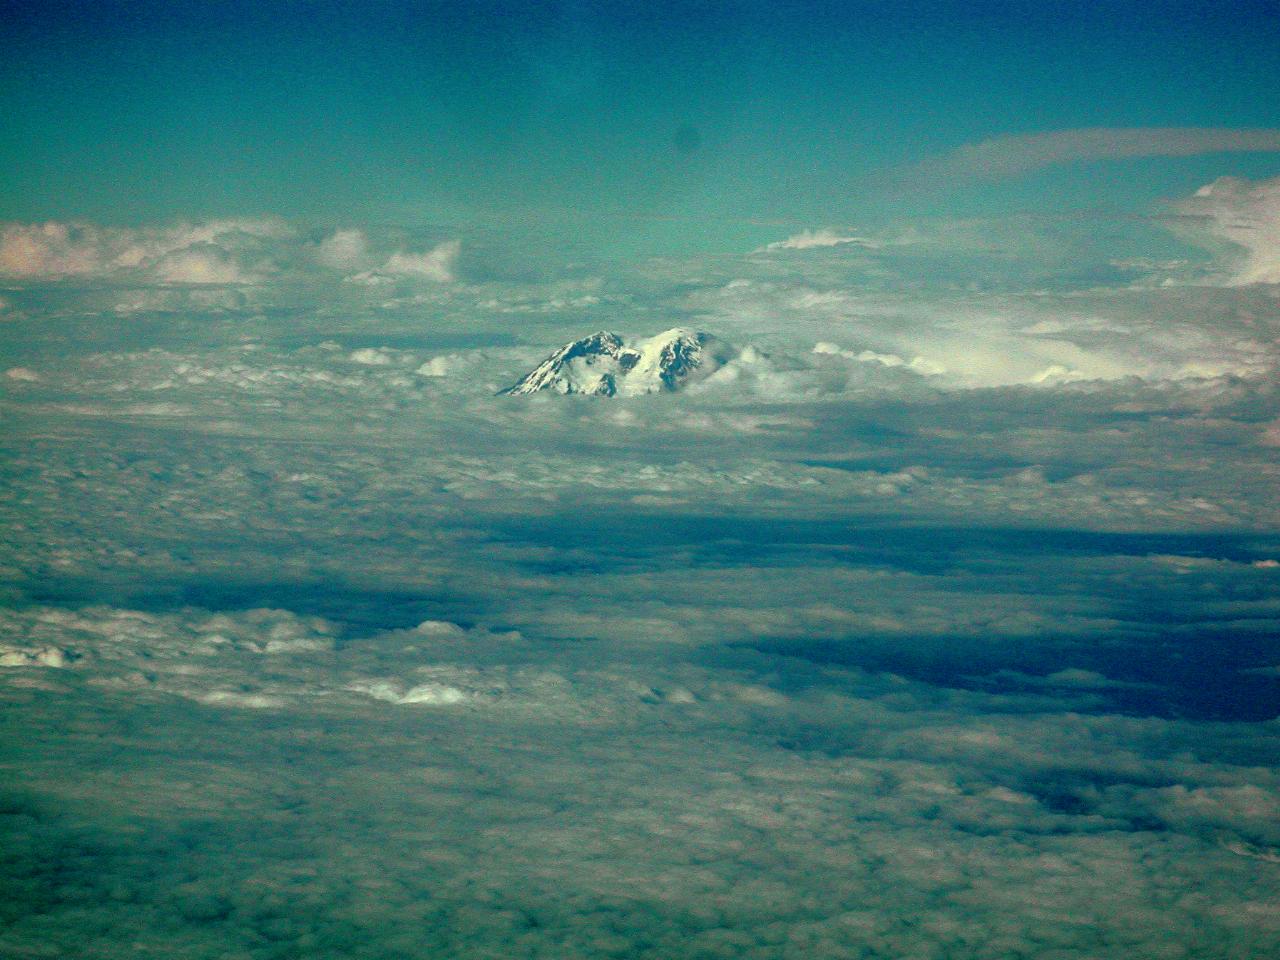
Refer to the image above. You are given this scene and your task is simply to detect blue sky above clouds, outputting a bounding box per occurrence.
[2,2,1280,958]
[4,0,1280,229]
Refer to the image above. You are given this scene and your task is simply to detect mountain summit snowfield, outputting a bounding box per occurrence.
[502,328,741,396]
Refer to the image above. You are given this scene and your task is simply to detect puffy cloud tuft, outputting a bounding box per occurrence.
[762,228,885,251]
[813,341,945,376]
[153,243,247,285]
[348,239,461,284]
[314,228,370,269]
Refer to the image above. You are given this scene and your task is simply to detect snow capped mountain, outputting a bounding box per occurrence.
[502,328,740,396]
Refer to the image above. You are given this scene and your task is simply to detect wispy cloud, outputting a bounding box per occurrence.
[897,127,1280,185]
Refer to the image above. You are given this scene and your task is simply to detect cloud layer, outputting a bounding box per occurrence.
[1,201,1278,958]
[4,594,1279,958]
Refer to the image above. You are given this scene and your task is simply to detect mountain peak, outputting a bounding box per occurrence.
[502,328,738,396]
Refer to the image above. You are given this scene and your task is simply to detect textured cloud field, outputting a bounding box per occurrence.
[2,182,1280,957]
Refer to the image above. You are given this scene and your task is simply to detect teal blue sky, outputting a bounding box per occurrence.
[3,0,1280,232]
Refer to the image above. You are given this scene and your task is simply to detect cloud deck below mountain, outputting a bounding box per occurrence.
[1,190,1279,957]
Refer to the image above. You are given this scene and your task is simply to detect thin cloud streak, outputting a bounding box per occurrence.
[895,127,1280,185]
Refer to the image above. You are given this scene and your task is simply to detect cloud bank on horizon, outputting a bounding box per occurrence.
[0,220,462,286]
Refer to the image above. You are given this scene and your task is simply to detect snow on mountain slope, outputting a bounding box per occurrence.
[501,328,740,396]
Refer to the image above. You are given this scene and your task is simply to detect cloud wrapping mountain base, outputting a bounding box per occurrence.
[501,328,742,396]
